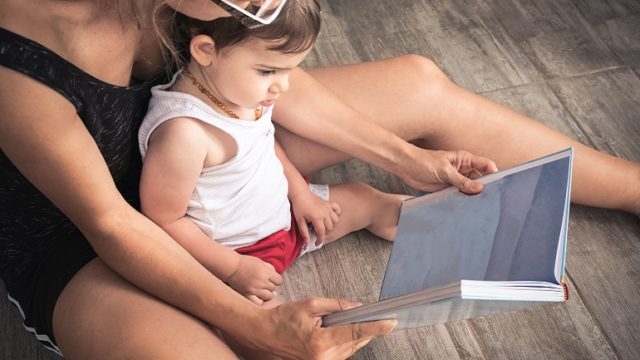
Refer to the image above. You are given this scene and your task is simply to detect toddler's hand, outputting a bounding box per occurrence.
[227,255,282,304]
[291,190,341,246]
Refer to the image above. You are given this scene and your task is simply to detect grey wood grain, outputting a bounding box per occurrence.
[482,0,624,77]
[565,207,640,360]
[595,14,640,76]
[549,68,640,162]
[571,0,640,25]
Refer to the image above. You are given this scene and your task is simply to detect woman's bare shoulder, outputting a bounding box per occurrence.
[1,0,154,86]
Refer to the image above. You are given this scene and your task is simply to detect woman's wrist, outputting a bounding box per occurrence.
[375,137,417,176]
[222,305,275,352]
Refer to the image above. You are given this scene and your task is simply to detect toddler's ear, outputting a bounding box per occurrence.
[190,34,216,67]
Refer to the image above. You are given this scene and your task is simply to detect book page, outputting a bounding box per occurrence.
[380,151,571,300]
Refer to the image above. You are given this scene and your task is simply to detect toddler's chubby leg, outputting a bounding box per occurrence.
[323,182,410,243]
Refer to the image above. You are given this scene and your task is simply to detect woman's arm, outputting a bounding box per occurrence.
[0,64,266,337]
[140,118,282,302]
[0,65,397,358]
[274,67,498,193]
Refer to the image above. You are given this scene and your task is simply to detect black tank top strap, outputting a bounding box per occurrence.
[1,26,167,348]
[0,27,89,112]
[0,27,155,115]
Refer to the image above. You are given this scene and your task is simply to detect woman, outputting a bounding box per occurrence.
[1,0,638,359]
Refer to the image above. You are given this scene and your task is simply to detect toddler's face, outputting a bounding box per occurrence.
[203,40,311,116]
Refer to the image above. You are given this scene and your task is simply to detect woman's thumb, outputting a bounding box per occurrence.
[450,171,483,194]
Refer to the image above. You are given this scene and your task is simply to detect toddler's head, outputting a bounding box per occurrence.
[173,0,321,117]
[178,0,321,55]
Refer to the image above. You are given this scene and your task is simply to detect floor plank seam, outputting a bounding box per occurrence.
[477,65,629,96]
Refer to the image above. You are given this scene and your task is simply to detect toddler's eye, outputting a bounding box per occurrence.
[258,69,276,76]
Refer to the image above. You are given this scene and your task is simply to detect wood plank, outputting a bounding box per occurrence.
[478,0,621,78]
[464,283,617,360]
[306,0,545,92]
[571,0,640,25]
[566,207,640,360]
[548,68,640,162]
[594,14,640,80]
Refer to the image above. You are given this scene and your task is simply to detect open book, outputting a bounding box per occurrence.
[323,148,573,329]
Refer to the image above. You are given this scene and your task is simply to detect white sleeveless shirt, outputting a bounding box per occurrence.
[138,72,291,249]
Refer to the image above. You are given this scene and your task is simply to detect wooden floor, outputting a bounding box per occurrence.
[2,0,639,359]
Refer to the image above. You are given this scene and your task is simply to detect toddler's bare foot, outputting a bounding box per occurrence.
[367,194,412,240]
[632,170,640,218]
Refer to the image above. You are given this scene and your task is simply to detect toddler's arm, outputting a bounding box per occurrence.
[275,141,340,245]
[140,118,282,303]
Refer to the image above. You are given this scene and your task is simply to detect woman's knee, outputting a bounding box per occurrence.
[386,54,456,106]
[393,54,450,82]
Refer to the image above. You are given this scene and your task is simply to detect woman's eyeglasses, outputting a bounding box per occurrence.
[210,0,288,28]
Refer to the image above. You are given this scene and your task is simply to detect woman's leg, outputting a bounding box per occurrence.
[321,182,408,243]
[53,258,239,360]
[277,55,640,214]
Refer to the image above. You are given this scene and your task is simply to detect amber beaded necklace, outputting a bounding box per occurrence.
[182,68,262,120]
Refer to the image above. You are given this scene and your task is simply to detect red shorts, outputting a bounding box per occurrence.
[235,208,303,274]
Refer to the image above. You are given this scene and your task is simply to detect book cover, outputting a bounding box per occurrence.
[323,148,573,329]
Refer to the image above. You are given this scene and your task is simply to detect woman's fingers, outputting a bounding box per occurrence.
[402,147,499,193]
[444,150,498,194]
[471,153,499,174]
[446,168,483,194]
[325,319,398,358]
[258,297,396,359]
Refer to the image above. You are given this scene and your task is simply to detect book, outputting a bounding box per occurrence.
[322,148,573,329]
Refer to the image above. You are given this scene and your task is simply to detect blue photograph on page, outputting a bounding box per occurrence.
[380,153,571,300]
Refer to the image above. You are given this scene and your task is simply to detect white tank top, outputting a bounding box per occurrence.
[139,72,291,249]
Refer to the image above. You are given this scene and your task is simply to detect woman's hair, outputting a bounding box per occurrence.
[157,0,321,69]
[94,0,148,28]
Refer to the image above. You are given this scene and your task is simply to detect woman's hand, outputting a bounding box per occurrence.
[290,190,341,246]
[244,297,397,360]
[396,147,498,194]
[226,255,283,305]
